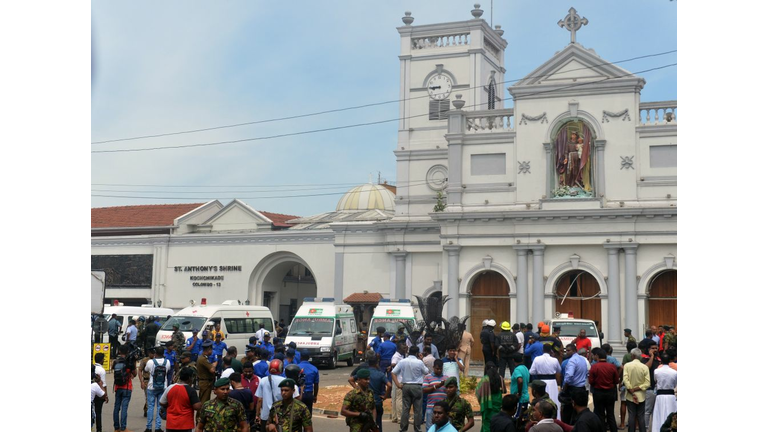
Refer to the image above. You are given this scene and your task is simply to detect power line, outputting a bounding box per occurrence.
[92,62,676,155]
[91,179,430,194]
[91,49,676,145]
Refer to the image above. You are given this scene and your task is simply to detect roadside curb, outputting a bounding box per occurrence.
[312,408,481,419]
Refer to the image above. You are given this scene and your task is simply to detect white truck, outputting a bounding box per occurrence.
[544,312,603,349]
[367,298,417,347]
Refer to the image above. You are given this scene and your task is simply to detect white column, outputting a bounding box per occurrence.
[605,245,622,345]
[531,245,546,324]
[393,252,408,300]
[334,252,344,302]
[513,246,529,322]
[445,246,461,318]
[624,245,639,335]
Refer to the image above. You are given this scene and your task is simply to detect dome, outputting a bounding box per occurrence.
[336,183,396,212]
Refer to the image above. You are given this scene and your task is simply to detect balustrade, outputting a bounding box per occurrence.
[411,33,470,50]
[639,101,677,126]
[465,109,515,132]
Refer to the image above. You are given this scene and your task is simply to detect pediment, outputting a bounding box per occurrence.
[511,43,644,94]
[203,199,273,232]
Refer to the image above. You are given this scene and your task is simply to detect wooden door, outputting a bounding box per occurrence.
[648,270,677,330]
[470,272,510,362]
[555,271,602,331]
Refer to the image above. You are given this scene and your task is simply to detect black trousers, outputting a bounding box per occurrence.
[498,356,514,378]
[561,386,585,425]
[93,397,105,432]
[482,348,497,366]
[301,393,314,417]
[593,388,618,432]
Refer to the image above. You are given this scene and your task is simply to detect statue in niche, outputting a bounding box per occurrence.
[554,121,593,197]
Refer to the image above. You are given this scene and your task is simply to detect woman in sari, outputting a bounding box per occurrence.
[476,361,504,432]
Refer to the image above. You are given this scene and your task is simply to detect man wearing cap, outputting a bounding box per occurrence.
[369,326,386,353]
[259,332,276,360]
[197,377,248,432]
[443,377,473,432]
[377,332,397,373]
[257,360,300,432]
[125,319,139,349]
[164,340,178,385]
[342,368,378,432]
[524,381,572,432]
[540,325,563,360]
[297,349,320,416]
[285,348,299,366]
[496,321,519,380]
[197,340,218,404]
[254,348,272,378]
[171,323,186,363]
[267,378,313,432]
[480,320,498,366]
[530,344,562,418]
[212,333,228,373]
[175,351,198,387]
[186,328,203,361]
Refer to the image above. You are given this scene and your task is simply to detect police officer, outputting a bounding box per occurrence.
[197,340,217,404]
[297,349,319,416]
[107,313,121,358]
[186,328,203,361]
[258,332,275,360]
[368,327,385,353]
[175,351,198,388]
[267,378,313,432]
[481,319,498,366]
[143,316,160,354]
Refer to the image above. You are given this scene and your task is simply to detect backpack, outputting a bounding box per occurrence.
[114,358,128,386]
[152,359,168,391]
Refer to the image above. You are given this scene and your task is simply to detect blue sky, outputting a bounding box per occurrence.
[91,0,677,217]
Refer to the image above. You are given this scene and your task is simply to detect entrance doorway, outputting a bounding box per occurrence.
[648,270,677,329]
[555,270,602,331]
[469,271,510,362]
[260,262,317,327]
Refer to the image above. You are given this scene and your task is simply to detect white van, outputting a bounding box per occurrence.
[284,298,357,369]
[156,300,274,356]
[544,312,603,349]
[367,299,417,347]
[102,304,176,337]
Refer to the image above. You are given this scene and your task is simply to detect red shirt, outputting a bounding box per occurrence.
[242,374,260,396]
[113,358,134,391]
[588,361,620,390]
[164,383,200,430]
[575,336,592,352]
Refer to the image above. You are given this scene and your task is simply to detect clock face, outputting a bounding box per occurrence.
[427,74,452,100]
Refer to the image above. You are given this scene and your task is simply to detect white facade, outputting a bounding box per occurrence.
[92,9,676,350]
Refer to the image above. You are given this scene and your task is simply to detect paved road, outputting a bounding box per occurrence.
[94,362,631,432]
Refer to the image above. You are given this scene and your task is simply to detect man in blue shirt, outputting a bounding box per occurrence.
[285,348,299,365]
[392,346,430,432]
[376,333,397,374]
[258,332,275,360]
[107,313,121,358]
[524,333,544,366]
[297,349,320,416]
[287,342,301,363]
[186,328,203,361]
[562,347,589,424]
[212,333,228,375]
[163,341,177,384]
[253,348,271,378]
[418,334,439,359]
[369,326,385,352]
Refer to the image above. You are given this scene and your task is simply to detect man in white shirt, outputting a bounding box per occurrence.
[529,344,563,419]
[513,323,525,354]
[92,353,108,432]
[91,374,106,430]
[254,323,268,344]
[221,356,235,380]
[255,360,299,426]
[392,346,430,432]
[390,342,407,424]
[144,346,170,432]
[651,353,677,432]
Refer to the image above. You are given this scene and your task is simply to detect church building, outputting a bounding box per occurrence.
[92,7,676,359]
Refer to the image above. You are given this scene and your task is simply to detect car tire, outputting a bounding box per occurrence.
[331,352,338,369]
[346,355,354,367]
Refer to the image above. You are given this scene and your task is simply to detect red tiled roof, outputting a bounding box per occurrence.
[344,292,384,304]
[260,211,300,228]
[91,203,206,228]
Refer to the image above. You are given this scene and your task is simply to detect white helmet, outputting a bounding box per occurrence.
[488,319,497,327]
[482,319,489,326]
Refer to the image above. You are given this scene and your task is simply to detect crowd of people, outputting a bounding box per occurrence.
[358,320,677,432]
[91,315,317,432]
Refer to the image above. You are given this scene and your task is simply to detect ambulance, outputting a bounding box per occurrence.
[284,298,357,369]
[367,298,417,347]
[156,299,274,355]
[102,303,176,337]
[544,312,603,349]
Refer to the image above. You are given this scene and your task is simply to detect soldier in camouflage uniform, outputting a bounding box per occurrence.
[444,377,474,432]
[663,326,676,352]
[523,380,558,432]
[624,328,637,346]
[172,323,186,372]
[197,377,248,432]
[267,378,313,432]
[174,351,198,389]
[341,368,377,432]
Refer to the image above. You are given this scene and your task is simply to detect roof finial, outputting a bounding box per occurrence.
[558,7,588,44]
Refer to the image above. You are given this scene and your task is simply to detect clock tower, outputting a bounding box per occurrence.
[394,6,508,218]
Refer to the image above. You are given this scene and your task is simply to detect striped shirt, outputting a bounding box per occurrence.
[423,373,447,408]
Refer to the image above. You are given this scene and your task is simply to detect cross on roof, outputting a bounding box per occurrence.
[558,7,589,44]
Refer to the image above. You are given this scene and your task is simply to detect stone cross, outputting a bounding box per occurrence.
[558,7,588,44]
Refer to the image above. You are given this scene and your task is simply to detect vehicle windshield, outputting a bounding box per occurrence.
[553,321,598,337]
[288,317,333,336]
[370,318,415,335]
[160,316,208,332]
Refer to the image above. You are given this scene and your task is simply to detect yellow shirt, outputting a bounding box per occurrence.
[210,330,225,341]
[622,359,650,403]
